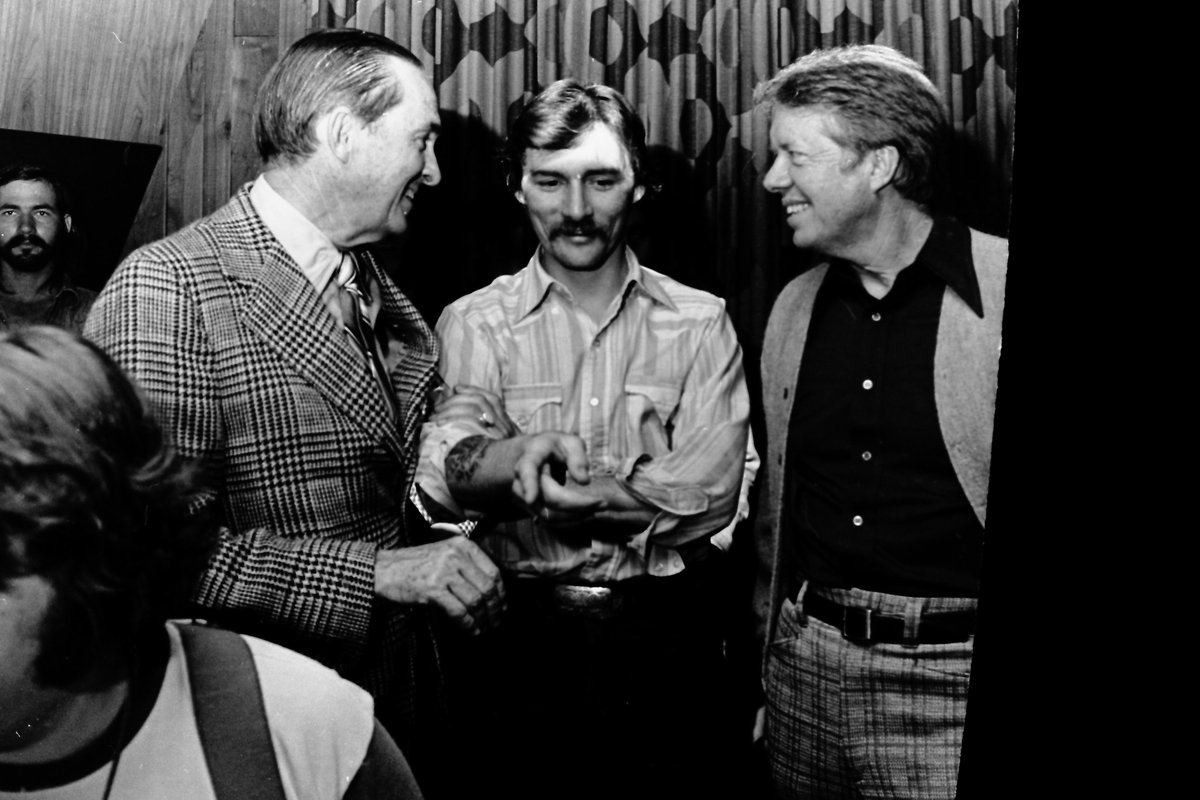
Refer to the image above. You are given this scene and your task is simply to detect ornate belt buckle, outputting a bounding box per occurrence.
[556,584,617,619]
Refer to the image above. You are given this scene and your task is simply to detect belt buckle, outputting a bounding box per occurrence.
[841,607,873,642]
[555,584,619,619]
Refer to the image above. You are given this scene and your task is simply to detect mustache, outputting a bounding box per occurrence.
[4,233,48,249]
[552,225,605,239]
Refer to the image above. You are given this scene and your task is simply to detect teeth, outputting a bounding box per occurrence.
[785,202,809,215]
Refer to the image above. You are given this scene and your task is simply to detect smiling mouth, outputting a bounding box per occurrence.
[784,201,810,216]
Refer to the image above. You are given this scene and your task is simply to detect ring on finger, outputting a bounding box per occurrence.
[479,411,494,427]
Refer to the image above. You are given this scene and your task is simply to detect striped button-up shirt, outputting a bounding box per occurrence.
[418,248,750,582]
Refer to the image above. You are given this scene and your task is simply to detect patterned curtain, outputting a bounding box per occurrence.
[311,0,1017,364]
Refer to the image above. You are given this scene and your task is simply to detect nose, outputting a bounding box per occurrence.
[762,152,790,194]
[564,181,590,220]
[16,212,34,233]
[422,145,442,187]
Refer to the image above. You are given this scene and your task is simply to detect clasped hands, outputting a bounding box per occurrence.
[431,383,606,522]
[373,385,603,637]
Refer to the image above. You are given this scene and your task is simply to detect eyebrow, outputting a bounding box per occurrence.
[0,202,56,211]
[528,167,623,179]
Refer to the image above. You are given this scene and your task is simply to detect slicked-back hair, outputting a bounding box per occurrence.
[254,28,422,165]
[754,44,949,208]
[0,327,216,691]
[503,78,650,192]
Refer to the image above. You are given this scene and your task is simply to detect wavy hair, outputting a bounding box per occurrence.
[754,44,949,209]
[503,78,653,193]
[0,327,216,690]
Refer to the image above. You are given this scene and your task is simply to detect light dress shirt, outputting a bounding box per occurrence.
[248,175,384,332]
[418,247,751,582]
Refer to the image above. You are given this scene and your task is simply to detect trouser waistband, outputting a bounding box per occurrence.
[798,583,976,646]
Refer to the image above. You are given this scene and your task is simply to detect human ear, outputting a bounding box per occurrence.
[320,108,356,164]
[63,214,73,233]
[632,185,646,203]
[868,145,900,193]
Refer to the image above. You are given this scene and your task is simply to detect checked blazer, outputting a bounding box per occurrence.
[84,185,440,713]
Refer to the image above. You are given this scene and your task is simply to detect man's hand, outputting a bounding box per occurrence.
[429,384,517,438]
[374,538,505,635]
[446,431,593,513]
[510,432,593,508]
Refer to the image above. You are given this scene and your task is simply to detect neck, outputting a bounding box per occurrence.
[0,263,58,297]
[542,247,628,323]
[839,202,934,299]
[262,164,371,250]
[0,679,129,766]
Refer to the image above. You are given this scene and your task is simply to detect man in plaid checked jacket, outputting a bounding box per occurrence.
[83,29,504,794]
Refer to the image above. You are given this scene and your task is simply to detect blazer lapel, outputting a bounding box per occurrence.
[359,249,439,466]
[223,194,405,460]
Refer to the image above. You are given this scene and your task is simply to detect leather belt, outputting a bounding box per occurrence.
[803,590,975,645]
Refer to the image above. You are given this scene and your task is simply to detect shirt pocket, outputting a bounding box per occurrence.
[624,377,681,452]
[502,382,564,433]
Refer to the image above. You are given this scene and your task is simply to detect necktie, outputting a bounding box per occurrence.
[336,250,399,419]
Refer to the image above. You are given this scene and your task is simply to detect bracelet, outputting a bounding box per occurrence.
[409,484,477,538]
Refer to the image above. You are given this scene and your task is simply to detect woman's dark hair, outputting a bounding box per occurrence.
[0,326,216,690]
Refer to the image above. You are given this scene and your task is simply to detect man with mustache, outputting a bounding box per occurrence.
[85,29,504,797]
[0,164,95,333]
[413,79,755,800]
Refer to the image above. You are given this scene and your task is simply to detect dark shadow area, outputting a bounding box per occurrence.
[631,144,725,297]
[0,129,161,291]
[947,127,1013,238]
[368,108,535,328]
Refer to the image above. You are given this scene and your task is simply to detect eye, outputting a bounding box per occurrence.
[533,178,562,190]
[589,177,617,190]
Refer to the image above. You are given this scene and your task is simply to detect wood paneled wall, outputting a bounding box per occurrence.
[0,0,212,144]
[0,0,314,275]
[134,0,312,259]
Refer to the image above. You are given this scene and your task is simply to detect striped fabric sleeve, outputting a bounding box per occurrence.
[615,307,751,549]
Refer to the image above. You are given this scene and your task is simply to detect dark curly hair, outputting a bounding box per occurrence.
[0,326,216,690]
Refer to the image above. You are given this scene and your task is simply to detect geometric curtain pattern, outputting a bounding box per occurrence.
[312,0,1017,355]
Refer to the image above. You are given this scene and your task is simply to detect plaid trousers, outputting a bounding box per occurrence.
[764,585,975,800]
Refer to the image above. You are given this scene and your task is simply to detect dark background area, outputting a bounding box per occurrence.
[0,129,161,290]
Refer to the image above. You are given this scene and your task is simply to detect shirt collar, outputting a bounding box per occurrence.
[514,246,676,321]
[914,216,984,318]
[248,174,343,295]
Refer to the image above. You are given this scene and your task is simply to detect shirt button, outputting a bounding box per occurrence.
[861,451,872,461]
[871,312,882,322]
[852,515,863,526]
[589,397,600,407]
[862,379,873,390]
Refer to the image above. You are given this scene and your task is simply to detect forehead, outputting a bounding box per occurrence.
[0,179,58,208]
[522,124,633,176]
[768,105,847,147]
[390,59,439,127]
